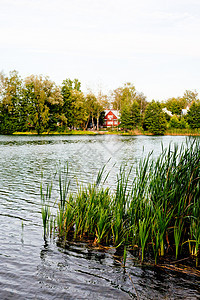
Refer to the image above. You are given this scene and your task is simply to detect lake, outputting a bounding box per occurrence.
[0,134,199,299]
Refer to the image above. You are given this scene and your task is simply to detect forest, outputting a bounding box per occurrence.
[0,70,200,135]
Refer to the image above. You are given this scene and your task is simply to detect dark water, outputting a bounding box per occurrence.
[0,134,199,299]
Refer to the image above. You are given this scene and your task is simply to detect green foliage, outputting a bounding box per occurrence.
[85,92,108,130]
[169,115,180,128]
[41,140,200,265]
[0,70,23,133]
[120,105,133,130]
[164,97,187,115]
[71,90,88,129]
[112,82,136,110]
[61,78,81,128]
[1,70,200,135]
[179,117,188,129]
[187,102,200,129]
[85,93,98,130]
[23,75,63,134]
[143,100,167,135]
[112,82,147,115]
[120,101,141,130]
[61,79,105,131]
[169,116,189,129]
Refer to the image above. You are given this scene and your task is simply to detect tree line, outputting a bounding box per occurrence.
[0,70,109,134]
[0,70,200,135]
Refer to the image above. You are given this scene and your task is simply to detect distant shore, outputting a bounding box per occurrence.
[11,129,200,136]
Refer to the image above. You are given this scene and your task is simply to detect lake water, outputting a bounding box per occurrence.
[0,134,200,299]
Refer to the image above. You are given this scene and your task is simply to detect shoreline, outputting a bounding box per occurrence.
[10,130,200,136]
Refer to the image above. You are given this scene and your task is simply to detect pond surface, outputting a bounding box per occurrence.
[0,134,199,299]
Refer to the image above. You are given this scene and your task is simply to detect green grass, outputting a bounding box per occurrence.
[13,130,98,135]
[41,139,200,266]
[166,128,200,136]
[13,128,200,136]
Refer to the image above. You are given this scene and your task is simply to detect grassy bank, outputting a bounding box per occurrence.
[13,130,98,135]
[166,128,200,136]
[12,128,200,136]
[41,140,200,268]
[12,129,140,135]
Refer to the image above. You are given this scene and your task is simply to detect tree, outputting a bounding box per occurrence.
[168,115,188,129]
[120,101,141,130]
[84,91,108,130]
[120,105,133,130]
[23,75,63,134]
[96,91,109,130]
[143,101,167,135]
[44,79,63,131]
[169,115,180,129]
[179,117,188,129]
[71,90,88,129]
[112,82,136,110]
[0,70,23,133]
[134,92,148,115]
[61,78,81,128]
[187,102,200,129]
[85,93,97,130]
[112,83,147,122]
[164,97,187,115]
[130,101,141,127]
[182,90,199,104]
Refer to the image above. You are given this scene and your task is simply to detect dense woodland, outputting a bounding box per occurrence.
[0,70,200,135]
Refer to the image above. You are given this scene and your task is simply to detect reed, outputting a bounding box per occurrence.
[40,180,52,239]
[41,139,200,266]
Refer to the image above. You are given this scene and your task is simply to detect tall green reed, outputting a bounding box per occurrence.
[41,139,200,265]
[41,178,52,239]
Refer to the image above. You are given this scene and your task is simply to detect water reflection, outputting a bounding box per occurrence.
[37,241,200,299]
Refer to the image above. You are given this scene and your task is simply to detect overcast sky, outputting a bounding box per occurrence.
[0,0,200,101]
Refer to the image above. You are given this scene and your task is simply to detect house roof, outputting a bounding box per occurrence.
[162,107,173,117]
[104,110,120,119]
[181,106,190,115]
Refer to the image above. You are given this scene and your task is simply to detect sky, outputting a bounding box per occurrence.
[0,0,200,101]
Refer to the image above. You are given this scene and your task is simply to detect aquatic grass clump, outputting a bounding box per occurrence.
[41,139,200,266]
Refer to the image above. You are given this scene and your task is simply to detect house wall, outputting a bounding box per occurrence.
[103,110,120,127]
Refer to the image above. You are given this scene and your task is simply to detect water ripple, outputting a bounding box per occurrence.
[0,134,200,299]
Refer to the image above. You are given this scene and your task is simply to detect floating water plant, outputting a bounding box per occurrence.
[41,139,200,266]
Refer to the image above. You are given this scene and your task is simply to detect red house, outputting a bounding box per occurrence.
[103,110,120,128]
